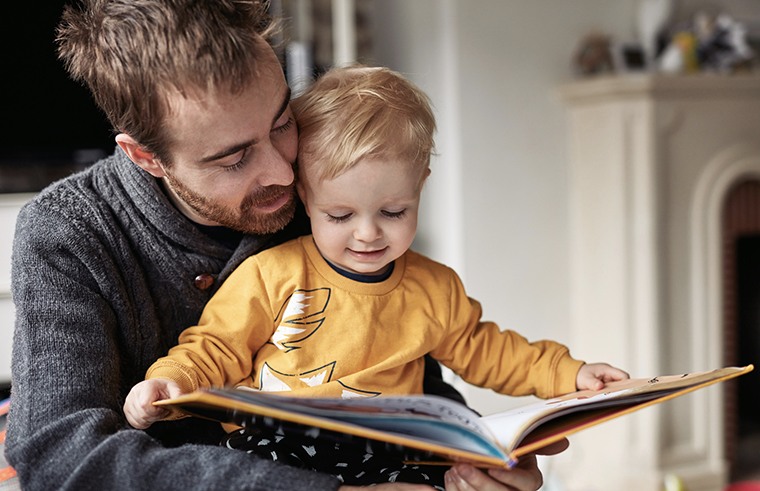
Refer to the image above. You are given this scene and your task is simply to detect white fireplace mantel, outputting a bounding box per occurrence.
[556,74,760,491]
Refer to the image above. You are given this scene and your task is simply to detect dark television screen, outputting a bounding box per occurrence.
[1,2,114,192]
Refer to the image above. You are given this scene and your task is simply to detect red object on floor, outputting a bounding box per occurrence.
[0,465,17,482]
[725,482,760,491]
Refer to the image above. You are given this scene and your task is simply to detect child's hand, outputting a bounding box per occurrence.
[576,363,629,391]
[123,378,184,429]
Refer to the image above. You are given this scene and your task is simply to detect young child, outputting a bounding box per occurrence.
[124,66,628,486]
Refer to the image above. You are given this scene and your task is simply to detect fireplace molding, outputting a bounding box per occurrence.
[691,143,760,388]
[558,74,760,491]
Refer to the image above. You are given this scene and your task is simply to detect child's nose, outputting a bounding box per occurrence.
[353,218,381,242]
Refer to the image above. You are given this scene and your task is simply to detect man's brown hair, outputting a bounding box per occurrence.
[57,0,278,162]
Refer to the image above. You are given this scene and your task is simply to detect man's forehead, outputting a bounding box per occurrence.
[163,49,285,116]
[164,62,286,116]
[164,84,229,115]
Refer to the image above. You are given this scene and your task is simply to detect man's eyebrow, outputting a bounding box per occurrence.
[198,88,292,164]
[199,140,255,164]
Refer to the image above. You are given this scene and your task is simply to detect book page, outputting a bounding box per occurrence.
[480,366,751,452]
[481,386,678,451]
[220,389,494,437]
[163,389,511,466]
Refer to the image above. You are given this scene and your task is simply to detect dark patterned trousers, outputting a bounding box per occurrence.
[221,417,447,489]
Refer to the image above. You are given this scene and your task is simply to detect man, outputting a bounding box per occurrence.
[7,1,561,489]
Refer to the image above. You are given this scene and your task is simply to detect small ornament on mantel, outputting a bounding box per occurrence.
[636,0,673,66]
[658,11,755,74]
[573,33,615,76]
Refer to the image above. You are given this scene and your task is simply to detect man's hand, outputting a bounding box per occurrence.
[123,378,183,429]
[576,362,629,391]
[339,440,570,491]
[444,439,570,491]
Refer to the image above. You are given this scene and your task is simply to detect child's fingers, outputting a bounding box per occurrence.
[125,397,169,429]
[164,380,184,399]
[602,366,630,381]
[579,373,605,390]
[124,380,174,429]
[590,363,629,382]
[124,396,153,429]
[577,363,630,390]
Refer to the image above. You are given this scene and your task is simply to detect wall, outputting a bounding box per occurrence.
[369,0,760,416]
[369,0,639,414]
[367,2,760,488]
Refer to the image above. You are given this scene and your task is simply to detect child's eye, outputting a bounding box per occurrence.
[381,209,407,219]
[327,213,352,223]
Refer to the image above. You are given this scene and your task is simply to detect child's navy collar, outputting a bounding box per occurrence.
[326,260,395,283]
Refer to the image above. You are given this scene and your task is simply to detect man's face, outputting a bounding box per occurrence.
[157,43,298,235]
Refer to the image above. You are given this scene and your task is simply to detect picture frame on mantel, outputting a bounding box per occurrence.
[611,42,649,73]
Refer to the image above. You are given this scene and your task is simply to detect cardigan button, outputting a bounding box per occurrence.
[193,274,215,290]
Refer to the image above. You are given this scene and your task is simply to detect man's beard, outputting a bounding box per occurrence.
[164,173,297,235]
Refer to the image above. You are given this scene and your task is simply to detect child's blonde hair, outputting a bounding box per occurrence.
[292,65,436,184]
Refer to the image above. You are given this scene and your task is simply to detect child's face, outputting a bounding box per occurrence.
[298,157,423,276]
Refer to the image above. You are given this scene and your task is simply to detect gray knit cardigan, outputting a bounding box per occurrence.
[6,149,340,490]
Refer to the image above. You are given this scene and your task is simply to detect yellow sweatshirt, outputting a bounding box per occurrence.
[147,235,583,400]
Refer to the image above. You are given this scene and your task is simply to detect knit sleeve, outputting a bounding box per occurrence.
[147,255,274,393]
[430,269,584,399]
[6,193,341,491]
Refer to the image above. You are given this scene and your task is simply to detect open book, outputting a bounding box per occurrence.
[157,365,753,468]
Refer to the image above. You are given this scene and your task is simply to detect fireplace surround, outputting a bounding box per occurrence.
[558,74,760,491]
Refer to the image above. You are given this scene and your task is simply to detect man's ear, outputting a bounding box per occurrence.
[115,133,167,178]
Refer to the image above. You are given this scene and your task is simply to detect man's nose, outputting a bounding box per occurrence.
[256,142,295,187]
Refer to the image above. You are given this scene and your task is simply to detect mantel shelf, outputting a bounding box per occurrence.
[557,73,760,103]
